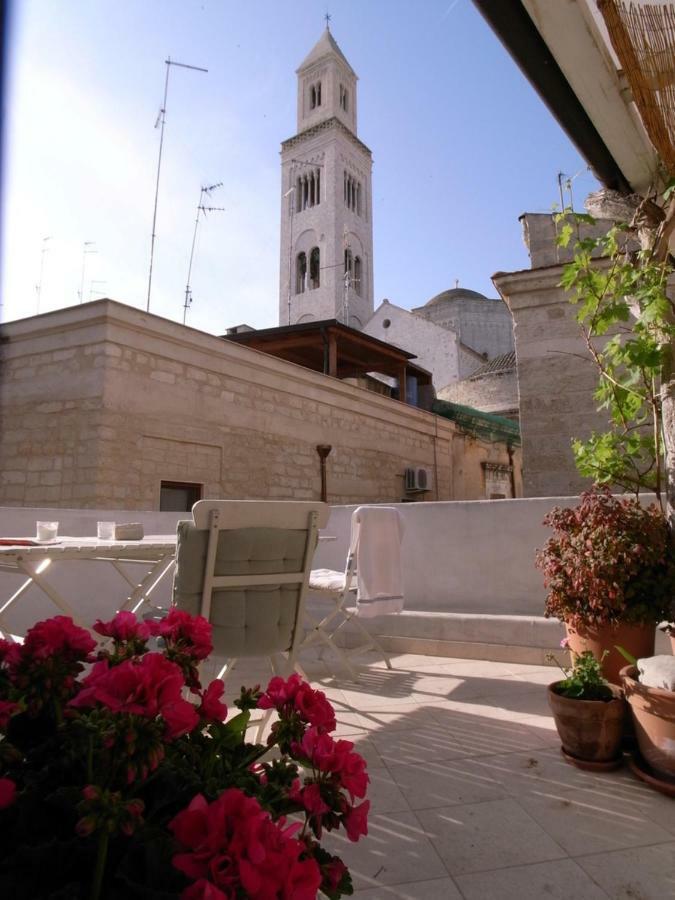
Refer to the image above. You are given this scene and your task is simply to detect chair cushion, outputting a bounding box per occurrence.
[173,522,310,656]
[309,568,349,592]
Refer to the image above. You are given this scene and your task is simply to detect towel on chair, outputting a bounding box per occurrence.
[353,506,405,618]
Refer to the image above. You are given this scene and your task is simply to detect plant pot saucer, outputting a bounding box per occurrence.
[629,752,675,797]
[560,746,624,772]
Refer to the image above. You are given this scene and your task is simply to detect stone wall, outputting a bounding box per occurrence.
[0,301,520,508]
[438,368,519,419]
[493,265,610,496]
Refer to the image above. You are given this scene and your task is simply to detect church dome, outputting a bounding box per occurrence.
[425,288,489,306]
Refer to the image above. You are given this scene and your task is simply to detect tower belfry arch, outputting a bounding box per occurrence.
[278,27,374,328]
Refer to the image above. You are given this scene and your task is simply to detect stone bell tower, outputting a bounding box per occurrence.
[279,26,374,328]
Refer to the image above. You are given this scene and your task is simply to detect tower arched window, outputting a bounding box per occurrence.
[354,256,362,296]
[309,81,322,109]
[344,248,353,283]
[340,84,349,112]
[295,252,307,294]
[309,247,320,289]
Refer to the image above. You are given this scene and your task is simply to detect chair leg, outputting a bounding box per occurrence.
[348,614,393,669]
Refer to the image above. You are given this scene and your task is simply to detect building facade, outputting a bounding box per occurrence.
[279,28,374,329]
[0,301,522,510]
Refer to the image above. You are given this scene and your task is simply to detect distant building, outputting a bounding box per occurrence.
[279,27,374,329]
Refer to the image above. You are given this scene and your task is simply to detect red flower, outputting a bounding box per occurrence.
[323,858,348,892]
[170,789,321,899]
[94,610,151,643]
[293,683,336,733]
[150,609,212,660]
[70,652,199,739]
[294,727,369,800]
[0,777,16,809]
[0,700,19,730]
[198,680,227,723]
[343,799,369,842]
[258,674,336,733]
[22,616,96,662]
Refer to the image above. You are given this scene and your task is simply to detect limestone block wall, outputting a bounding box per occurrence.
[363,301,461,389]
[493,265,610,497]
[438,369,519,419]
[0,301,519,509]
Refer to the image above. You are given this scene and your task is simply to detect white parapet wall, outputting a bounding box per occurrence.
[1,500,664,663]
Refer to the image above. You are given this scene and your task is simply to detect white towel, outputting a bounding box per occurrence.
[353,506,405,618]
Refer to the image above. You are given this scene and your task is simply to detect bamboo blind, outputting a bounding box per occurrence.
[598,0,675,176]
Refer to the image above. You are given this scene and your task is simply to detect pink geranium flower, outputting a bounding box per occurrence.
[149,609,212,661]
[258,674,336,733]
[94,610,151,643]
[343,799,370,842]
[69,652,199,739]
[21,616,96,662]
[198,680,227,723]
[0,777,16,809]
[170,789,322,900]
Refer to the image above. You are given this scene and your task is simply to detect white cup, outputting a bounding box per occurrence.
[36,521,59,542]
[97,521,116,540]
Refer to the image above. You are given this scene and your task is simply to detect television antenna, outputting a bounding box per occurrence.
[35,236,52,313]
[78,241,97,304]
[183,182,224,324]
[147,56,208,313]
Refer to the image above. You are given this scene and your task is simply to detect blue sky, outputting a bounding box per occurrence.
[1,0,598,332]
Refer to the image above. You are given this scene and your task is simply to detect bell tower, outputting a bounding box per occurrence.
[279,26,374,328]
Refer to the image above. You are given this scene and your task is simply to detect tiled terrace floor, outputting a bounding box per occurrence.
[226,652,675,900]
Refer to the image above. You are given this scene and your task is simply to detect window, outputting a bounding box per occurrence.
[295,168,321,212]
[160,481,202,512]
[353,256,362,296]
[344,248,353,285]
[343,170,362,214]
[339,84,348,112]
[309,81,322,109]
[296,252,307,294]
[309,247,320,289]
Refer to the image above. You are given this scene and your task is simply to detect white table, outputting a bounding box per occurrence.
[0,536,177,637]
[0,533,336,639]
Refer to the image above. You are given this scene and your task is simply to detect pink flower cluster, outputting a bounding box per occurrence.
[258,673,336,734]
[291,727,369,842]
[169,789,322,900]
[70,652,199,741]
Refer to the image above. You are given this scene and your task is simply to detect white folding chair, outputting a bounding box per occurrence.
[172,499,329,737]
[304,506,405,681]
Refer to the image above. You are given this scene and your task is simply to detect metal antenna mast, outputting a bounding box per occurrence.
[183,182,224,324]
[78,241,97,304]
[35,236,52,313]
[147,56,208,313]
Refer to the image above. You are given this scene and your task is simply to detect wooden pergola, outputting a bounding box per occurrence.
[223,319,432,405]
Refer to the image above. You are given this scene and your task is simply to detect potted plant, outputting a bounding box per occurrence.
[619,652,675,788]
[547,641,625,769]
[0,610,368,899]
[536,486,675,683]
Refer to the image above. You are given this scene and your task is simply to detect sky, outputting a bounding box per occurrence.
[1,0,599,334]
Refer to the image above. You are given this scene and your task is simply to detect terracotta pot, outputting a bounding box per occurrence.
[620,665,675,779]
[547,682,625,763]
[565,621,655,685]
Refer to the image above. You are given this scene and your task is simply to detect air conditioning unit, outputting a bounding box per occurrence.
[404,466,432,492]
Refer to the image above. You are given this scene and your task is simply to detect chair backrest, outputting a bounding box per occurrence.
[173,500,329,658]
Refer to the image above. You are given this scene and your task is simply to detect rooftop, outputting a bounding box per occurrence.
[228,649,675,898]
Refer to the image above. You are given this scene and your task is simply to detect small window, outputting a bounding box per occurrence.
[383,318,391,329]
[296,252,307,294]
[340,84,349,112]
[160,481,202,512]
[309,247,320,289]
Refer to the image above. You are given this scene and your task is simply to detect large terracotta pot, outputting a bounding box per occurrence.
[565,621,655,685]
[547,682,625,763]
[620,665,675,779]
